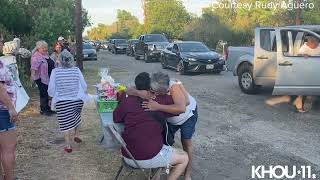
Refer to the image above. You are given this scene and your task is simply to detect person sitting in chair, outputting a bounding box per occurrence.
[113,72,189,180]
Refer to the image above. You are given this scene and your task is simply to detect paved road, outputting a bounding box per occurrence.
[86,50,320,180]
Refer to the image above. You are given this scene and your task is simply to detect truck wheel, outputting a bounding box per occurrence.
[238,63,260,94]
[177,60,188,75]
[134,53,140,60]
[144,53,151,63]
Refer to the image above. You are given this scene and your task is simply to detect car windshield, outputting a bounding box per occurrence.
[115,39,127,44]
[179,43,210,52]
[131,40,139,44]
[144,35,168,42]
[83,43,94,49]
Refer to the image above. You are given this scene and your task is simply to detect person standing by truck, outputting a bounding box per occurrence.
[266,35,320,112]
[293,35,320,112]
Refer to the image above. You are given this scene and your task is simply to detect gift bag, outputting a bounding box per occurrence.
[15,81,30,113]
[0,56,30,112]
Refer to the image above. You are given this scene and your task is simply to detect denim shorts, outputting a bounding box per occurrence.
[0,110,15,133]
[169,107,198,140]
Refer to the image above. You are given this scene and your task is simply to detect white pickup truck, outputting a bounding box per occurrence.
[226,25,320,95]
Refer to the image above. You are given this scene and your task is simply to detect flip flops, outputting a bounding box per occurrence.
[64,146,72,153]
[74,137,82,143]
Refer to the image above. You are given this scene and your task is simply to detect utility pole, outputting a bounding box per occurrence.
[142,0,147,32]
[116,22,119,33]
[295,0,302,25]
[75,0,83,70]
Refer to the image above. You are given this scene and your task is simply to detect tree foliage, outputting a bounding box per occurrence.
[87,0,320,48]
[186,0,320,47]
[144,0,191,39]
[31,8,73,47]
[87,10,144,40]
[0,0,91,49]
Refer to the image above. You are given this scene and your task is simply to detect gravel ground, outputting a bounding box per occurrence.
[16,50,320,180]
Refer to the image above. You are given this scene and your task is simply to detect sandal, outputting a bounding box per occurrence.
[74,137,82,143]
[295,107,306,113]
[64,146,72,153]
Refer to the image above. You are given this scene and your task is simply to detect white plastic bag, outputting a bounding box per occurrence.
[83,93,97,109]
[15,82,30,113]
[99,68,115,86]
[0,56,30,112]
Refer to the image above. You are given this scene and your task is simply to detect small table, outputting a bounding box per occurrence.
[98,112,124,150]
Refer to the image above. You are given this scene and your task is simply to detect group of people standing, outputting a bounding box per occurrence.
[0,35,199,180]
[31,37,88,154]
[31,37,72,116]
[0,36,87,179]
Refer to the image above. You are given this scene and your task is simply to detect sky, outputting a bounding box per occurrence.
[82,0,215,34]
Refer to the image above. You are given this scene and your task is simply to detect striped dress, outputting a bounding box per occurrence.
[54,67,84,132]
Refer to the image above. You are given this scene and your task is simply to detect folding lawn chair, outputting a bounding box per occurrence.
[107,124,164,180]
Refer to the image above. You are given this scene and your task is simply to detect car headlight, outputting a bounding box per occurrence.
[219,56,224,61]
[187,58,197,62]
[148,44,155,51]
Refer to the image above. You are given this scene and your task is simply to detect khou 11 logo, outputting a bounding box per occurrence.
[252,165,317,179]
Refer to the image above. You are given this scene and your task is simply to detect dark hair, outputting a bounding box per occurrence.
[135,72,151,90]
[53,42,61,53]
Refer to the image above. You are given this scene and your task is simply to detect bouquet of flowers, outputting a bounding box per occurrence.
[97,68,126,101]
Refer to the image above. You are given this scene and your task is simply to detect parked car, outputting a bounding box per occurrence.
[226,25,320,95]
[126,39,139,56]
[100,41,108,50]
[94,41,102,51]
[83,43,97,61]
[160,41,226,75]
[135,34,170,62]
[88,41,95,46]
[110,39,128,54]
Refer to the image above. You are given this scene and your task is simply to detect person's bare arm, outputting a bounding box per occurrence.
[142,84,186,114]
[0,83,18,122]
[31,69,37,81]
[175,81,190,106]
[126,86,155,99]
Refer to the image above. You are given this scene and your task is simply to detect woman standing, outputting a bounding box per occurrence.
[50,42,62,67]
[31,41,52,116]
[0,60,18,180]
[48,50,87,153]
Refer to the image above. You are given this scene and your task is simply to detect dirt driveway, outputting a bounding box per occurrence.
[16,51,320,180]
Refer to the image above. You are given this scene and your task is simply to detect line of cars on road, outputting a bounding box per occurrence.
[86,25,320,97]
[105,34,226,75]
[80,40,110,61]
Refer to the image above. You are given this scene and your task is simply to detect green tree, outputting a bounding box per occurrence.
[31,7,73,47]
[116,10,143,38]
[87,10,143,40]
[182,12,234,48]
[302,0,320,24]
[87,24,111,40]
[0,0,30,34]
[0,0,91,48]
[145,0,191,39]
